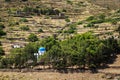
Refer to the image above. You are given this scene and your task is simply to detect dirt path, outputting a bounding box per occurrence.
[99,54,120,74]
[0,72,105,80]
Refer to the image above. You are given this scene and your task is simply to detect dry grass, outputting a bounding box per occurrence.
[0,72,106,80]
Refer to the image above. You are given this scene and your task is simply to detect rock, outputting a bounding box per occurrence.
[114,76,120,80]
[106,75,113,79]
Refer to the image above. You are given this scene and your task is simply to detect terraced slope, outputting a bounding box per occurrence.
[89,0,120,9]
[0,0,119,55]
[0,0,111,54]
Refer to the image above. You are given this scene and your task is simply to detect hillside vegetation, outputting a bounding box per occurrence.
[0,0,120,71]
[0,0,120,80]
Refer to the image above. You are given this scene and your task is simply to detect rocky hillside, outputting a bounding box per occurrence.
[89,0,120,9]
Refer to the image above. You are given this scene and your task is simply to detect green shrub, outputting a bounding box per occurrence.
[5,0,11,2]
[86,16,95,21]
[116,25,120,34]
[23,7,33,13]
[64,29,75,34]
[19,18,28,22]
[77,21,83,25]
[64,26,76,34]
[40,8,60,15]
[64,23,77,34]
[38,28,44,33]
[0,32,119,69]
[57,30,62,33]
[0,41,2,46]
[28,33,38,42]
[0,24,5,29]
[0,18,2,22]
[104,18,113,22]
[86,14,105,24]
[62,9,67,12]
[116,9,120,13]
[76,1,86,7]
[98,14,106,20]
[111,20,117,25]
[65,18,70,22]
[39,32,120,69]
[90,19,104,24]
[84,23,94,27]
[0,53,35,69]
[9,22,19,26]
[104,18,120,24]
[0,30,6,36]
[0,47,4,55]
[20,26,29,31]
[66,0,73,5]
[22,0,28,1]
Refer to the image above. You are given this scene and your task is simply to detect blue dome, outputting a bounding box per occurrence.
[39,47,46,51]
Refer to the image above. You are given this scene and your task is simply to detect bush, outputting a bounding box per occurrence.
[21,0,28,1]
[0,30,6,36]
[20,26,29,31]
[19,18,28,22]
[9,22,19,26]
[23,7,33,13]
[40,32,120,69]
[57,30,62,33]
[0,47,5,55]
[40,8,60,15]
[0,41,2,46]
[64,28,75,34]
[38,28,44,33]
[0,43,39,69]
[86,16,95,21]
[86,14,105,24]
[90,19,104,24]
[116,25,120,34]
[76,1,86,7]
[0,24,5,29]
[0,18,2,22]
[62,9,67,12]
[28,33,38,42]
[111,19,117,25]
[5,0,11,2]
[104,18,120,24]
[64,23,77,34]
[77,21,83,25]
[98,14,106,20]
[84,23,94,27]
[0,32,119,69]
[0,53,35,69]
[65,18,70,22]
[116,9,120,13]
[66,0,73,5]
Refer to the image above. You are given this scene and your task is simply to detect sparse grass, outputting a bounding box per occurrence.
[0,72,106,80]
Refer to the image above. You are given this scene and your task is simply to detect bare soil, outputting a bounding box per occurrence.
[0,72,105,80]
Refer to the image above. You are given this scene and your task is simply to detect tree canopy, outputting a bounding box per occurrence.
[0,32,119,69]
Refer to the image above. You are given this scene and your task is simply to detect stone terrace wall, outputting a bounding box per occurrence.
[89,0,120,9]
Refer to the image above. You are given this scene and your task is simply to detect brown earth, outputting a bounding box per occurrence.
[0,71,105,80]
[99,54,120,74]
